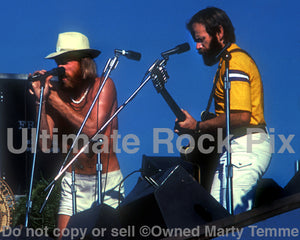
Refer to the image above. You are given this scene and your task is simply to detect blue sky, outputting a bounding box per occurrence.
[1,0,299,236]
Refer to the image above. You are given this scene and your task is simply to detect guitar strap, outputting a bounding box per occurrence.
[204,61,222,114]
[203,48,256,119]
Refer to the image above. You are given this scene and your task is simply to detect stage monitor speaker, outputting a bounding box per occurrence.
[254,178,285,208]
[141,154,194,177]
[284,171,300,195]
[118,165,229,237]
[62,204,125,240]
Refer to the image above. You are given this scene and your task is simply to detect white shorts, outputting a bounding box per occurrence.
[58,170,125,216]
[210,132,272,214]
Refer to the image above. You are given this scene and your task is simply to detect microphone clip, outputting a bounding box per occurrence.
[148,58,169,93]
[216,43,232,61]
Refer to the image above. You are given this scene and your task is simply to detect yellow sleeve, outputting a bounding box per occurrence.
[228,69,251,112]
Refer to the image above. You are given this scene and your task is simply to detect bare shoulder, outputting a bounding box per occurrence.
[94,77,116,91]
[91,77,117,101]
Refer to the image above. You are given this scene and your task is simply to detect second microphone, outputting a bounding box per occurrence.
[114,49,141,61]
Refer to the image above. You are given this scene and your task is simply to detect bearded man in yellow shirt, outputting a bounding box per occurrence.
[175,7,272,214]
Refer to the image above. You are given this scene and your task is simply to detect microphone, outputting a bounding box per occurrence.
[28,67,65,81]
[114,49,141,61]
[161,42,190,58]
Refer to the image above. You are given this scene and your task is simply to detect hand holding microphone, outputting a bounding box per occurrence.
[28,67,65,102]
[28,67,65,82]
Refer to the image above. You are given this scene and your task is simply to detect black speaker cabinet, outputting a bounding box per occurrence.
[0,73,62,195]
[118,165,229,238]
[0,73,34,194]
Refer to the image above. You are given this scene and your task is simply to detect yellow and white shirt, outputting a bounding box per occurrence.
[214,43,266,126]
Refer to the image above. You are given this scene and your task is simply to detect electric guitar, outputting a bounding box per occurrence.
[150,63,219,191]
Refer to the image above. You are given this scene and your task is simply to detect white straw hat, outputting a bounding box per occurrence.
[45,32,101,59]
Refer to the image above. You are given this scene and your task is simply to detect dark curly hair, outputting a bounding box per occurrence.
[187,7,236,44]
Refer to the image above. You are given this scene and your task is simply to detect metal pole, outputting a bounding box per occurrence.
[223,52,234,215]
[25,83,45,227]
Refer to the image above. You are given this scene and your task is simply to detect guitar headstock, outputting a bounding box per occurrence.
[151,64,169,93]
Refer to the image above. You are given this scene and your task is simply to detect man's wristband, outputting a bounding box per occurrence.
[195,121,201,133]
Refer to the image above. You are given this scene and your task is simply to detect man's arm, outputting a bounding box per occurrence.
[176,109,251,133]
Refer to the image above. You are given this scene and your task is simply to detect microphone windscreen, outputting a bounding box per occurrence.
[127,51,142,61]
[53,67,65,77]
[28,67,65,81]
[176,43,190,54]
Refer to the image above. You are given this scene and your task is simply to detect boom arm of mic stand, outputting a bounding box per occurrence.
[40,56,119,213]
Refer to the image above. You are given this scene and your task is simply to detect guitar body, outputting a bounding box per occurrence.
[180,123,219,192]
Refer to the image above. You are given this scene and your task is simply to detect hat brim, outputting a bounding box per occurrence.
[45,49,101,59]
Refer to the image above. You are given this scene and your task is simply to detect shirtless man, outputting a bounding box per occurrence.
[30,32,124,234]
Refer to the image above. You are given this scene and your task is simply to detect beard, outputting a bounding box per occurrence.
[199,36,224,66]
[59,69,84,98]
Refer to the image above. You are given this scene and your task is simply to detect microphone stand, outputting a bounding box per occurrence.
[95,55,119,206]
[222,50,233,215]
[215,43,233,214]
[25,78,46,227]
[40,55,119,213]
[45,59,158,194]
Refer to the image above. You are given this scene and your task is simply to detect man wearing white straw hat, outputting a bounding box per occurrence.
[30,32,124,234]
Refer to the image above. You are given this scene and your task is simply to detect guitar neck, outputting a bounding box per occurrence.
[160,87,186,121]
